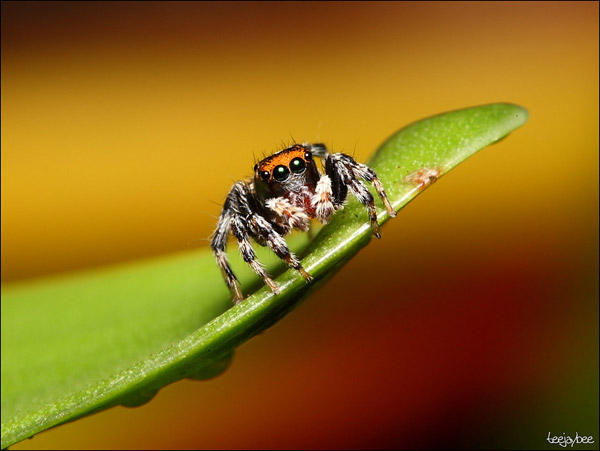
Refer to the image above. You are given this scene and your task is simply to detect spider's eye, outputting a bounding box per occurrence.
[260,170,270,181]
[273,165,290,182]
[290,157,306,174]
[304,151,312,161]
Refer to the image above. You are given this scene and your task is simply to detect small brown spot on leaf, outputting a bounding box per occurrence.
[405,167,442,189]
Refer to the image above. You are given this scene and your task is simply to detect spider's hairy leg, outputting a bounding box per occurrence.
[308,142,395,219]
[230,215,280,297]
[348,176,382,239]
[214,181,312,303]
[248,213,313,282]
[305,142,329,158]
[339,156,396,217]
[326,153,397,238]
[211,201,244,303]
[212,181,279,304]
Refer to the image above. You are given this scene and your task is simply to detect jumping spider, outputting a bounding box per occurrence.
[211,143,396,304]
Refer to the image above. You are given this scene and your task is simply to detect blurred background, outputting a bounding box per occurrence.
[1,1,598,449]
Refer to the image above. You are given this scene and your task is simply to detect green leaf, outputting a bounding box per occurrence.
[1,103,528,448]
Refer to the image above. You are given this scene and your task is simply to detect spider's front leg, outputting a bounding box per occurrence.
[212,181,311,304]
[211,182,269,303]
[246,212,313,283]
[308,144,396,238]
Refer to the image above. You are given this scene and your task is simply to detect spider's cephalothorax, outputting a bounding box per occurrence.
[211,143,396,304]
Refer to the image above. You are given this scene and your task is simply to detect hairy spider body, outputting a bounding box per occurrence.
[211,143,396,304]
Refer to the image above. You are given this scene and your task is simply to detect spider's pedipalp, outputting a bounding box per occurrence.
[311,175,336,223]
[266,197,310,231]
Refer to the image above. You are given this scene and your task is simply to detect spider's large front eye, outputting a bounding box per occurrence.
[273,165,290,182]
[290,157,306,174]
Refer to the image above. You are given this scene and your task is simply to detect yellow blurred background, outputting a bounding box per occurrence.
[2,1,598,449]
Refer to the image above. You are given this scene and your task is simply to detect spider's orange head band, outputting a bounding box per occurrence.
[254,145,313,183]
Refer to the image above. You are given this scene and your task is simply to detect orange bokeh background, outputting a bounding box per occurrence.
[2,2,598,449]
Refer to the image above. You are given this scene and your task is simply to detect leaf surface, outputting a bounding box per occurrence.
[1,103,528,448]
